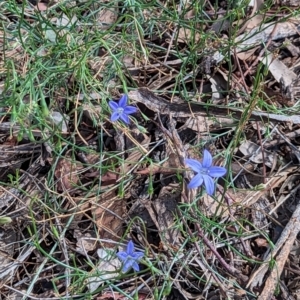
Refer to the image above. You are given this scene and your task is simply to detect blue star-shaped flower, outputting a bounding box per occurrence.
[116,240,144,273]
[109,94,137,124]
[185,149,227,195]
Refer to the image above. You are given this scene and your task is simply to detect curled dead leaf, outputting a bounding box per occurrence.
[254,237,269,248]
[54,157,82,191]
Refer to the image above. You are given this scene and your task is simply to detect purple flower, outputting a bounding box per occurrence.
[185,149,227,195]
[116,240,144,273]
[109,94,137,124]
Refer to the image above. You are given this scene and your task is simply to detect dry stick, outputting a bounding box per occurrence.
[272,127,300,161]
[258,199,300,300]
[256,121,267,184]
[176,207,228,298]
[163,2,182,64]
[179,194,248,284]
[129,89,300,124]
[264,128,300,148]
[233,47,250,94]
[74,91,88,146]
[247,183,300,289]
[191,210,249,283]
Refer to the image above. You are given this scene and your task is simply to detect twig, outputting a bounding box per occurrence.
[258,193,300,299]
[256,121,267,184]
[190,210,249,283]
[129,89,300,124]
[176,208,228,297]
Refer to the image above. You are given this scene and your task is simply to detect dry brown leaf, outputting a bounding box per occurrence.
[201,190,233,218]
[96,6,118,30]
[54,157,82,191]
[254,237,269,248]
[239,140,275,168]
[230,190,254,204]
[74,229,97,254]
[122,55,135,68]
[88,248,121,293]
[82,103,103,126]
[101,171,118,184]
[49,111,69,133]
[236,46,258,61]
[44,14,78,44]
[92,130,150,242]
[153,184,181,247]
[93,190,125,244]
[260,51,297,92]
[34,2,48,11]
[241,166,297,208]
[244,14,264,31]
[233,0,263,34]
[177,8,201,43]
[177,27,201,44]
[135,152,181,175]
[130,183,181,249]
[122,130,151,174]
[84,170,118,185]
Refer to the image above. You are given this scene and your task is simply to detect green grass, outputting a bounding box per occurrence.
[0,0,299,299]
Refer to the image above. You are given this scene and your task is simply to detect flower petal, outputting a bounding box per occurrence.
[202,149,213,168]
[185,159,203,173]
[120,113,130,124]
[132,251,144,261]
[116,251,127,261]
[187,173,203,189]
[131,261,140,272]
[208,166,227,178]
[202,175,215,195]
[110,111,120,122]
[108,100,119,110]
[122,259,133,273]
[119,94,128,107]
[124,106,137,115]
[126,240,135,255]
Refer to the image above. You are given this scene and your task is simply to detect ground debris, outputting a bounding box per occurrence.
[2,0,300,298]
